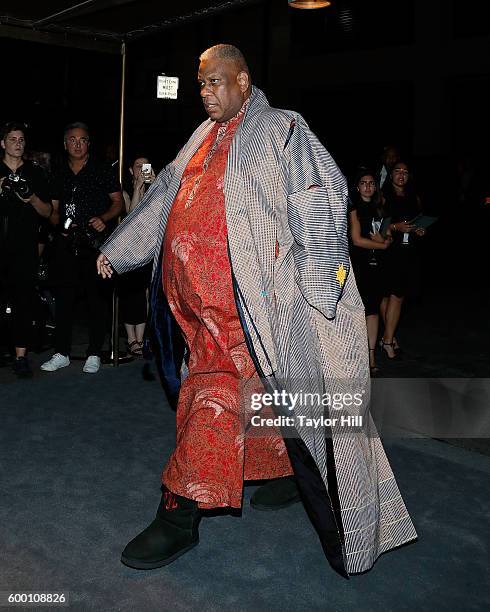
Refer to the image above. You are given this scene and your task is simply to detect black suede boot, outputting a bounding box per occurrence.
[250,476,301,511]
[121,487,201,569]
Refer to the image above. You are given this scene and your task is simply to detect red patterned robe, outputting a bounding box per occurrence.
[161,103,292,509]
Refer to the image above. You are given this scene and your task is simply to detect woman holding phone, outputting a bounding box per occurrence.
[124,157,155,213]
[119,156,155,355]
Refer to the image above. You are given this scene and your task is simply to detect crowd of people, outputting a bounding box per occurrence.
[0,119,429,381]
[348,149,428,375]
[0,121,157,376]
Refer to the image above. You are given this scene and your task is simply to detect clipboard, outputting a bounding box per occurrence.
[410,214,438,229]
[379,214,437,236]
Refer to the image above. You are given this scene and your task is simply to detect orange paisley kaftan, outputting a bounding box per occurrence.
[161,104,292,509]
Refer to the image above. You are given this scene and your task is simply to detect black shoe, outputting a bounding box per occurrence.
[121,487,201,570]
[250,476,301,511]
[12,356,33,378]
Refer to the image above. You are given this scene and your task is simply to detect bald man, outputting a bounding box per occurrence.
[98,45,416,576]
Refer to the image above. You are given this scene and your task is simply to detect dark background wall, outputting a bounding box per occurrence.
[0,0,488,209]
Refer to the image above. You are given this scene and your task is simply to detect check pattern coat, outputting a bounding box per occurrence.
[101,87,417,575]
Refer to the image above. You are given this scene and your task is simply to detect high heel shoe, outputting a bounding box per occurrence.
[392,337,402,355]
[127,340,143,356]
[369,348,380,376]
[380,337,401,354]
[380,339,397,359]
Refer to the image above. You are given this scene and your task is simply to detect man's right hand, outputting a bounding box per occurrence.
[96,253,113,279]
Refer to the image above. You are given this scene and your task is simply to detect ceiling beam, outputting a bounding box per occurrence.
[0,24,120,54]
[126,0,262,39]
[0,0,263,50]
[33,0,139,27]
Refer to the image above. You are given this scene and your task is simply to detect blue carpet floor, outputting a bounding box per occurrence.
[1,358,489,611]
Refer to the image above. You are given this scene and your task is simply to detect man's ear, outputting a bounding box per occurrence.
[63,140,67,151]
[0,140,5,151]
[237,71,250,93]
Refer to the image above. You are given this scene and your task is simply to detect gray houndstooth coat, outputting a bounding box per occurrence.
[101,86,417,576]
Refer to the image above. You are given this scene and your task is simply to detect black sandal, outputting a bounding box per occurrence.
[392,337,402,355]
[380,339,397,359]
[369,348,380,376]
[127,340,143,356]
[380,337,401,354]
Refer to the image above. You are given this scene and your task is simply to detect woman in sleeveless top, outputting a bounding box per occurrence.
[348,171,392,375]
[380,161,426,358]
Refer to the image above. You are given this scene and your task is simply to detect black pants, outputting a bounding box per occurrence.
[53,236,112,357]
[0,244,37,349]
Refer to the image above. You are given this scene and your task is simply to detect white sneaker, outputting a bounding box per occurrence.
[41,353,70,372]
[83,355,101,374]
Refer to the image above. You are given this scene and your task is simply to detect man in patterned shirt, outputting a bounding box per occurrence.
[97,45,416,577]
[41,123,122,375]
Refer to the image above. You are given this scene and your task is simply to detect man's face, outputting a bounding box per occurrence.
[64,128,90,161]
[1,130,25,159]
[198,57,248,123]
[384,147,399,169]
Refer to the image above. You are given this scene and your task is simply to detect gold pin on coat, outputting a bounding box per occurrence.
[336,263,346,288]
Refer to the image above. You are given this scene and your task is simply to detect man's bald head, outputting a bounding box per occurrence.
[198,44,252,123]
[199,44,250,76]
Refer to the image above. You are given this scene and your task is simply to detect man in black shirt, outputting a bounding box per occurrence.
[41,122,122,374]
[0,122,52,377]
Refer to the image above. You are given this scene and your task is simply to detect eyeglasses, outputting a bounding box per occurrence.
[359,181,376,186]
[66,137,89,145]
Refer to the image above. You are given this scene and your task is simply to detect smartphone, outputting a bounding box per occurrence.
[141,163,152,183]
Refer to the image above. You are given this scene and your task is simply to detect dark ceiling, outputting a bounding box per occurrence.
[0,0,260,51]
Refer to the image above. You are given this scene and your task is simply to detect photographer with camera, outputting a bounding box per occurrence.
[0,122,52,377]
[41,122,122,374]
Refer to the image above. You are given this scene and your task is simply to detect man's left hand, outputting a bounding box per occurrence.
[89,216,106,232]
[96,253,113,278]
[15,191,35,204]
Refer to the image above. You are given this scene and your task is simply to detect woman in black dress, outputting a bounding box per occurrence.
[349,171,392,375]
[119,156,155,355]
[380,161,426,358]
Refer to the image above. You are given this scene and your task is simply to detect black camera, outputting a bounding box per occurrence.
[63,217,106,255]
[1,173,33,200]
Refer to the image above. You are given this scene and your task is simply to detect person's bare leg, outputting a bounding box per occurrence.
[382,295,404,358]
[366,314,379,371]
[125,324,137,345]
[135,323,146,344]
[13,346,32,377]
[380,297,388,328]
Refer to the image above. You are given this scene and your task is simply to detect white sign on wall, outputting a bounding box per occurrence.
[157,75,179,99]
